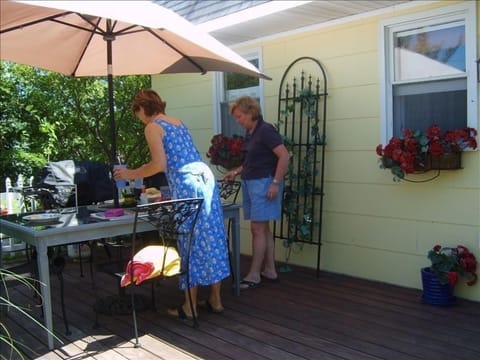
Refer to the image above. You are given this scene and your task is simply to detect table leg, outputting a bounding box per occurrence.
[36,243,54,349]
[231,210,241,297]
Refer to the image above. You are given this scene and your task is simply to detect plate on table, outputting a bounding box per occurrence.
[23,213,62,224]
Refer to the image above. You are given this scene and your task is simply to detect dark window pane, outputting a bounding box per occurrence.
[220,102,245,137]
[224,58,259,90]
[393,87,467,136]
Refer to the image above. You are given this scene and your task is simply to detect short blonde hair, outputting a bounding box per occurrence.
[229,96,262,121]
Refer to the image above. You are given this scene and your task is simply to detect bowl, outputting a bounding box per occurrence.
[147,194,162,203]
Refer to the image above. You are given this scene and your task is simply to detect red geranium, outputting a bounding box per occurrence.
[376,125,477,180]
[206,134,245,170]
[427,244,477,287]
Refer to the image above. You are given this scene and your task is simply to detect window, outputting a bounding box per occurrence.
[214,50,263,136]
[380,2,477,140]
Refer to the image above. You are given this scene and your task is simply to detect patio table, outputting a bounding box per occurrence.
[0,202,241,349]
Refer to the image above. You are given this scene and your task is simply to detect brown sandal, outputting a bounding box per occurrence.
[198,300,224,314]
[167,305,193,320]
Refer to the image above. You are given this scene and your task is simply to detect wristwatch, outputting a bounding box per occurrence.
[272,179,279,185]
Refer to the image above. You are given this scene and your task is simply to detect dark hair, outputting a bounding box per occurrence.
[131,89,166,116]
[229,96,262,121]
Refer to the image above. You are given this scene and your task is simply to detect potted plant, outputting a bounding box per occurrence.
[376,125,477,181]
[206,134,245,170]
[421,244,477,306]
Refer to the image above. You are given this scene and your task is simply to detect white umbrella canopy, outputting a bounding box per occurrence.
[1,0,270,205]
[0,0,270,78]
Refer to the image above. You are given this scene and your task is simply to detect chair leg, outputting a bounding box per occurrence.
[227,219,234,283]
[184,259,198,328]
[78,244,84,277]
[88,242,95,289]
[131,288,140,348]
[150,282,157,312]
[52,256,71,335]
[186,286,198,328]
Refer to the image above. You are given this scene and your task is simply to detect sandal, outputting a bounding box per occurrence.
[198,300,224,314]
[239,279,261,290]
[167,305,193,320]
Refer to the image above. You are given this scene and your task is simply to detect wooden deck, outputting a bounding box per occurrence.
[2,250,480,360]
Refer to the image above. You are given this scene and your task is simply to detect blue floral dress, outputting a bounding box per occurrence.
[155,119,230,289]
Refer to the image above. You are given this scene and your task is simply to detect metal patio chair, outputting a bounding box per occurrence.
[117,198,203,347]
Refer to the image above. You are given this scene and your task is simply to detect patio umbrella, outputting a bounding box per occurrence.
[0,0,270,169]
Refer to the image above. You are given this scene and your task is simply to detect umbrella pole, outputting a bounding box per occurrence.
[108,72,120,207]
[105,22,120,207]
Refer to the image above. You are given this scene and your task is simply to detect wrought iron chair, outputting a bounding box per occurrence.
[119,198,203,347]
[216,179,241,280]
[216,179,241,205]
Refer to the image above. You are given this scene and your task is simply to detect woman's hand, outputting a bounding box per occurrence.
[224,168,240,182]
[113,166,130,181]
[267,182,279,200]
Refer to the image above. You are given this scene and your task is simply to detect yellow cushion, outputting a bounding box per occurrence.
[120,245,180,287]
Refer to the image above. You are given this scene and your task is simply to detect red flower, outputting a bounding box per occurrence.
[426,125,442,138]
[206,134,245,170]
[427,245,477,287]
[403,128,414,137]
[446,271,459,286]
[404,137,419,154]
[377,125,477,180]
[428,140,444,156]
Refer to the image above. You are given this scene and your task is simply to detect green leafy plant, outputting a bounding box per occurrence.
[0,268,63,359]
[427,245,477,286]
[278,88,324,252]
[0,61,150,191]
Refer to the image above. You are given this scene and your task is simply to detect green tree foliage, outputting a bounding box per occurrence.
[0,62,150,191]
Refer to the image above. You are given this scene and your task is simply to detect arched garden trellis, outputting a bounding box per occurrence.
[274,57,328,277]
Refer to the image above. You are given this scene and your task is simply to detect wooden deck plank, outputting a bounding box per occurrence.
[2,254,480,360]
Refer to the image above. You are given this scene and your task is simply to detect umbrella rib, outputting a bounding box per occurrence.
[0,11,104,37]
[146,28,206,74]
[0,11,74,33]
[70,16,103,76]
[0,9,205,75]
[78,15,144,37]
[69,15,148,75]
[51,18,103,36]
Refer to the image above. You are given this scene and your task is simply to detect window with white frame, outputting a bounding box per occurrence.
[215,51,263,136]
[380,2,477,141]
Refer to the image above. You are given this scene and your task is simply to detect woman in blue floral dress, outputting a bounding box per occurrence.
[114,89,230,318]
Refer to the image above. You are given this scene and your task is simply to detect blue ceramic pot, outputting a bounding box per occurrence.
[421,267,456,306]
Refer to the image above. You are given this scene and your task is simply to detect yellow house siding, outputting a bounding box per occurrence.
[152,0,480,301]
[258,1,479,302]
[151,72,216,160]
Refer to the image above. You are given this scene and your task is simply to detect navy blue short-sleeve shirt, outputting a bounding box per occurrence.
[242,118,283,180]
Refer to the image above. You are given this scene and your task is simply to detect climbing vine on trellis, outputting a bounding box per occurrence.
[274,57,328,276]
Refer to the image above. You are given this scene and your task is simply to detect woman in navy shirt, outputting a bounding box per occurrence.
[224,96,289,289]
